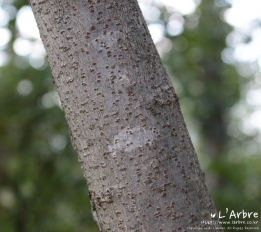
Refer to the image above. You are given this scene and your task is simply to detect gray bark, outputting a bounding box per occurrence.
[29,0,221,231]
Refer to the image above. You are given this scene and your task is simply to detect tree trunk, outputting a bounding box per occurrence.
[29,0,221,231]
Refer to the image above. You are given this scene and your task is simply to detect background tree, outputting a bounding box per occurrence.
[0,0,260,231]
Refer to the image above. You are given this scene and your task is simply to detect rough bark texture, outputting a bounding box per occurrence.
[29,0,222,231]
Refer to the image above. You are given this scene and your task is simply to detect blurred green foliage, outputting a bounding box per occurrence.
[161,1,261,231]
[0,0,260,231]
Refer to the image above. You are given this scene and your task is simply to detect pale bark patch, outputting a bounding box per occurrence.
[108,126,155,154]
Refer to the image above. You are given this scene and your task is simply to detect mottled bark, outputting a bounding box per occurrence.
[29,0,221,231]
